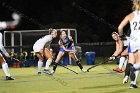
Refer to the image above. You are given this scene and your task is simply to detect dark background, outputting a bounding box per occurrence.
[0,0,132,43]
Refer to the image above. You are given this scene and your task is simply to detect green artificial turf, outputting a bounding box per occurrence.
[0,63,140,93]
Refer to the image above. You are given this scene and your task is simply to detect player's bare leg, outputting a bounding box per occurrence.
[113,48,128,73]
[123,53,134,84]
[69,52,87,73]
[44,48,54,75]
[51,52,64,74]
[129,50,140,89]
[0,55,15,80]
[113,58,128,73]
[36,52,43,75]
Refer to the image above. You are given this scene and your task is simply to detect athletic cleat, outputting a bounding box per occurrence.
[6,76,15,80]
[81,69,87,73]
[43,69,46,73]
[44,69,52,75]
[113,68,119,71]
[117,69,124,73]
[38,72,42,76]
[123,76,129,84]
[51,70,55,75]
[113,68,124,73]
[129,84,138,89]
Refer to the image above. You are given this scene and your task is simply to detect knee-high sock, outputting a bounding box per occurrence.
[133,70,139,85]
[131,63,140,85]
[76,60,83,70]
[130,66,136,83]
[38,61,43,72]
[2,63,10,77]
[45,61,51,70]
[118,57,126,69]
[125,63,133,76]
[53,62,58,72]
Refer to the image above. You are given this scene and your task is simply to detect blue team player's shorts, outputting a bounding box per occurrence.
[59,46,73,52]
[128,43,132,53]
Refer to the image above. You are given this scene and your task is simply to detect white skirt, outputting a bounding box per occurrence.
[129,31,140,53]
[33,43,43,52]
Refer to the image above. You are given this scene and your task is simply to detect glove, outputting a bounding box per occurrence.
[108,55,116,61]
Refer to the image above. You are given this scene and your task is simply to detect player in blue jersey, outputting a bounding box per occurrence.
[51,30,87,74]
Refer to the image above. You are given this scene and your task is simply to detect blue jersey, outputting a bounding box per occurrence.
[60,36,73,48]
[59,36,73,52]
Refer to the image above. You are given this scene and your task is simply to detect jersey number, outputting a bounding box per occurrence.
[133,21,140,30]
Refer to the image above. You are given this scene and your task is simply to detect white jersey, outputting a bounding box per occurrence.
[0,32,9,56]
[123,36,129,47]
[129,10,140,52]
[33,35,52,52]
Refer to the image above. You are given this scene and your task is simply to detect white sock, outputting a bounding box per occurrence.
[131,81,135,85]
[132,63,140,85]
[118,57,126,69]
[133,63,140,70]
[124,58,128,68]
[45,61,51,70]
[2,63,10,77]
[38,61,43,72]
[133,70,139,85]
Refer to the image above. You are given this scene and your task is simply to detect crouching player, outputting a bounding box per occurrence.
[33,28,57,75]
[51,30,87,74]
[109,32,128,73]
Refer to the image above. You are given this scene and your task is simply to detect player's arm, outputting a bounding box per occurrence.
[58,40,68,51]
[109,40,123,60]
[0,13,20,30]
[118,13,133,36]
[59,40,76,53]
[0,21,17,30]
[68,36,75,50]
[68,36,77,53]
[113,40,124,56]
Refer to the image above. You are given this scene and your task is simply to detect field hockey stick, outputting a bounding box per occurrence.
[87,63,103,72]
[12,58,23,63]
[87,59,113,72]
[58,63,78,74]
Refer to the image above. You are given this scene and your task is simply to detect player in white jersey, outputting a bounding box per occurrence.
[33,28,57,75]
[118,0,140,88]
[0,12,20,80]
